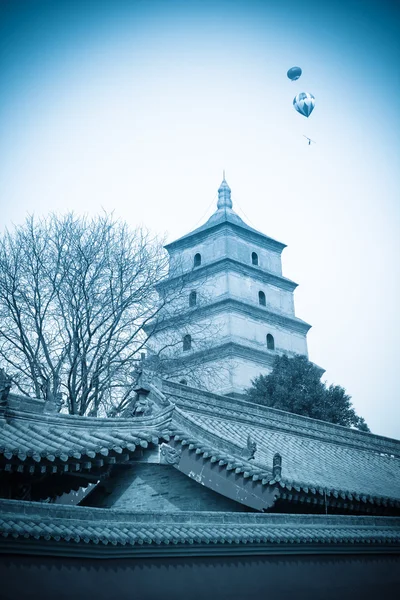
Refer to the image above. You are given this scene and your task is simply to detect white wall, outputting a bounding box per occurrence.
[168,229,283,276]
[173,355,274,395]
[163,264,294,317]
[229,312,308,356]
[147,311,230,358]
[227,272,294,315]
[168,229,227,273]
[231,357,273,392]
[225,234,282,275]
[171,355,234,394]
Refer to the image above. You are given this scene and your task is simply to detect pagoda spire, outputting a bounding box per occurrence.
[217,173,232,210]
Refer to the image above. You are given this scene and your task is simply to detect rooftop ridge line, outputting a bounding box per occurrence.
[178,403,400,457]
[1,499,400,527]
[162,381,400,450]
[2,405,174,429]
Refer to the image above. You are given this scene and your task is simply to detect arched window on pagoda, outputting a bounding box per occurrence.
[189,291,197,307]
[252,252,259,266]
[183,334,192,352]
[266,333,275,350]
[258,291,266,306]
[194,253,201,268]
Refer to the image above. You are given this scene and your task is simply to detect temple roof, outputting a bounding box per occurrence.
[1,378,400,556]
[164,381,400,509]
[165,178,286,252]
[1,380,400,512]
[0,399,171,463]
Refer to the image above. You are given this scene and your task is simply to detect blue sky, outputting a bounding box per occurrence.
[0,0,399,437]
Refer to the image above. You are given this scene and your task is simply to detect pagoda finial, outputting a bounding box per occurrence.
[217,174,232,210]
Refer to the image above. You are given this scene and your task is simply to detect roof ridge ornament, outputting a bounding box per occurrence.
[160,442,182,465]
[247,434,257,460]
[217,173,233,210]
[0,368,12,413]
[41,379,62,414]
[272,453,282,480]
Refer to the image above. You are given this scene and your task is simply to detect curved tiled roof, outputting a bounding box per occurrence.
[0,403,173,494]
[178,410,400,505]
[158,381,400,510]
[1,381,400,512]
[0,405,172,462]
[1,500,399,557]
[162,380,400,455]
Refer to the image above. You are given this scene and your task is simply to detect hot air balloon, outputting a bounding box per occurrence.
[287,66,302,81]
[293,92,315,118]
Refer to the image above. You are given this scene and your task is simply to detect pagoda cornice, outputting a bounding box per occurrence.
[158,257,298,292]
[165,221,286,254]
[154,297,311,334]
[161,339,320,375]
[170,340,277,370]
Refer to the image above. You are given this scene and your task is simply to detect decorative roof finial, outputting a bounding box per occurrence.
[217,173,232,210]
[0,368,12,412]
[272,453,282,479]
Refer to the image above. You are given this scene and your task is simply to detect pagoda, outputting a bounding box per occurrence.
[148,177,312,395]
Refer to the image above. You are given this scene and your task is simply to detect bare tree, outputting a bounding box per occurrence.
[0,213,226,415]
[0,213,172,415]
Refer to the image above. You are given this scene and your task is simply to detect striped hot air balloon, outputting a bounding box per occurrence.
[293,92,315,118]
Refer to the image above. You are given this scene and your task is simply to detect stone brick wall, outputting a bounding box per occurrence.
[89,463,248,512]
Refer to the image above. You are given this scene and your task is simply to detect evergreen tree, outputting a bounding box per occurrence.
[246,354,370,432]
